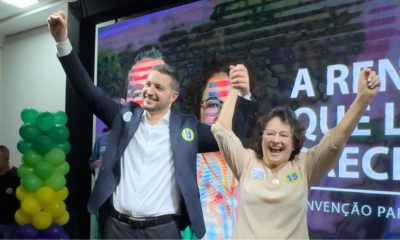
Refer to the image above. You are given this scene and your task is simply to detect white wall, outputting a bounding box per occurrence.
[0,25,66,166]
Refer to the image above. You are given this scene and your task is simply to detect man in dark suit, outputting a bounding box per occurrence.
[48,11,256,239]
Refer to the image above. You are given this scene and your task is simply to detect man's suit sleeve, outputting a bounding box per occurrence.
[58,51,121,127]
[197,123,219,153]
[233,96,257,139]
[89,138,100,173]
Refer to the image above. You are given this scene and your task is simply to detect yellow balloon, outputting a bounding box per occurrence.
[35,186,55,208]
[45,200,66,218]
[21,197,41,215]
[54,211,69,225]
[15,209,31,225]
[32,211,52,230]
[56,187,68,201]
[16,186,34,201]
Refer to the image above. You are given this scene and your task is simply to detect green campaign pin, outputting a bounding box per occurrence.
[181,128,194,142]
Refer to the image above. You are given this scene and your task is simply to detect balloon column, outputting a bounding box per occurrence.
[15,108,70,239]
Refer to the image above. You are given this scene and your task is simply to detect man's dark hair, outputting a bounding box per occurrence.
[154,64,180,91]
[252,106,305,161]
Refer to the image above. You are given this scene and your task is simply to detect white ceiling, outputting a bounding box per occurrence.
[0,0,75,45]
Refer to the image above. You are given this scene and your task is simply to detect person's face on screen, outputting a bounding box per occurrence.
[200,72,231,125]
[127,58,165,106]
[262,117,294,169]
[142,70,178,113]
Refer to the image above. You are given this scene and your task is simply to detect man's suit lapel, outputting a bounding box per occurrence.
[120,104,144,154]
[126,106,144,143]
[169,112,182,165]
[113,105,143,178]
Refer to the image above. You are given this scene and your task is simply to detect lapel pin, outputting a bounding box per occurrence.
[123,111,132,122]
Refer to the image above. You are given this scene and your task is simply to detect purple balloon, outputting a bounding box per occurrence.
[61,231,70,239]
[34,233,46,240]
[16,224,39,239]
[42,223,67,239]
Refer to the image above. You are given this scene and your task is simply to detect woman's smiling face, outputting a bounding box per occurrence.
[262,116,294,168]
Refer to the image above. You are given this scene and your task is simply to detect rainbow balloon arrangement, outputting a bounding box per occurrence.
[15,108,70,239]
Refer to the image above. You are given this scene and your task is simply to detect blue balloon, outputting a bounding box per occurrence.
[42,223,65,239]
[16,224,39,239]
[61,232,70,239]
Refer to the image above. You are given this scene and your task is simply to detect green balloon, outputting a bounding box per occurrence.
[19,124,41,141]
[17,164,34,178]
[55,162,70,176]
[23,150,43,166]
[33,135,54,154]
[53,111,68,126]
[21,108,39,124]
[47,126,69,143]
[56,142,71,154]
[17,140,33,154]
[34,161,54,180]
[44,148,65,167]
[35,112,55,131]
[21,174,43,192]
[45,173,66,191]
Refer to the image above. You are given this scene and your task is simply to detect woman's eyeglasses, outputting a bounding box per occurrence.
[263,130,292,142]
[201,97,224,110]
